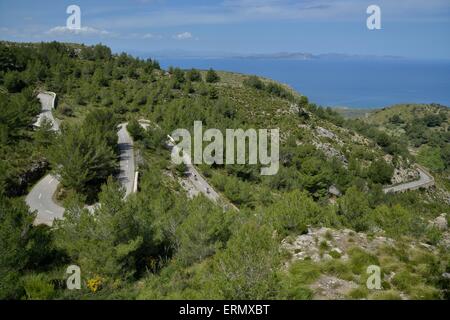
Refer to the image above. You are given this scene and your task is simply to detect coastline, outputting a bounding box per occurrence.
[157,58,450,109]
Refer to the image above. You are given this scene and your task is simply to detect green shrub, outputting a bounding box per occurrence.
[338,186,371,231]
[409,285,441,300]
[319,241,329,252]
[175,163,187,176]
[127,119,145,141]
[391,271,420,292]
[417,145,445,172]
[211,221,280,299]
[288,260,321,284]
[348,248,379,274]
[281,286,314,300]
[4,71,26,92]
[369,205,416,239]
[22,274,55,300]
[329,250,342,259]
[186,69,202,82]
[205,69,220,83]
[320,260,353,281]
[425,227,443,245]
[59,104,74,117]
[243,76,265,90]
[367,160,394,185]
[264,190,321,236]
[278,260,320,300]
[348,287,369,299]
[324,230,333,241]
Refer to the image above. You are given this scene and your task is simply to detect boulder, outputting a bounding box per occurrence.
[430,213,447,231]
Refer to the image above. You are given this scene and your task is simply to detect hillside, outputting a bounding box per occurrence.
[0,41,449,300]
[361,104,450,192]
[364,103,449,146]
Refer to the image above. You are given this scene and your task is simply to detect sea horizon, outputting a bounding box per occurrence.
[154,57,450,109]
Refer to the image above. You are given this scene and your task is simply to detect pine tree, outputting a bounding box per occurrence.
[55,178,143,279]
[49,123,118,195]
[205,68,220,83]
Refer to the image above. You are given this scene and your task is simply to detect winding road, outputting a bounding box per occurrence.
[27,92,434,224]
[26,174,64,225]
[139,120,224,205]
[383,165,435,194]
[168,135,221,203]
[27,94,228,226]
[26,92,136,225]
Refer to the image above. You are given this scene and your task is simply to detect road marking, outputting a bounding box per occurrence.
[45,210,54,214]
[38,193,42,199]
[49,178,54,184]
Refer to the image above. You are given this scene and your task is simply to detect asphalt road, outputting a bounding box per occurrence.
[27,92,136,225]
[167,135,221,203]
[27,92,64,225]
[35,92,59,131]
[117,123,135,197]
[383,166,434,194]
[139,120,222,203]
[26,174,65,225]
[28,95,432,223]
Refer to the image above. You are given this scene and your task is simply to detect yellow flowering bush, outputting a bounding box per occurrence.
[87,276,103,293]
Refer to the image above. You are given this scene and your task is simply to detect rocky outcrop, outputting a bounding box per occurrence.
[310,275,359,300]
[391,167,420,185]
[316,126,343,146]
[281,227,396,264]
[429,213,448,231]
[312,141,348,167]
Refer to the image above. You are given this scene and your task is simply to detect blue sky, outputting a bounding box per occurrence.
[1,0,449,59]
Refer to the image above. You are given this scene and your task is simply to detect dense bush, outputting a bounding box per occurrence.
[186,68,202,82]
[367,160,394,185]
[49,111,118,196]
[205,68,220,83]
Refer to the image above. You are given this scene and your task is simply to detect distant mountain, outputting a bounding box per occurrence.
[235,52,404,61]
[140,49,404,61]
[316,53,404,61]
[134,49,239,59]
[233,52,315,60]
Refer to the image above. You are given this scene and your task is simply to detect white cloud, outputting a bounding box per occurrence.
[45,27,164,41]
[173,31,193,40]
[46,26,111,36]
[142,32,162,39]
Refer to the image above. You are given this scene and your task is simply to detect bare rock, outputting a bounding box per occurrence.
[310,275,358,300]
[316,126,343,145]
[312,141,348,167]
[429,213,448,231]
[281,227,396,265]
[391,167,420,185]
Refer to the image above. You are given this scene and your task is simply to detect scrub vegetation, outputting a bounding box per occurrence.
[0,41,449,300]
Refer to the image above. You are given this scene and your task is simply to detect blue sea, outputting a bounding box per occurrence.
[158,58,450,109]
